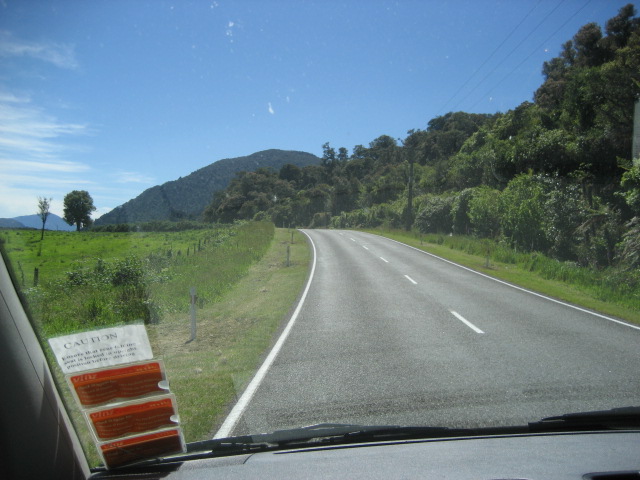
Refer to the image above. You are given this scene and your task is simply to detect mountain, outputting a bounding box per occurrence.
[95,149,321,225]
[0,218,26,228]
[10,213,75,231]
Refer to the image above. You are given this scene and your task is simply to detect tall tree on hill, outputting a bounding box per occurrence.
[63,190,96,231]
[37,196,51,240]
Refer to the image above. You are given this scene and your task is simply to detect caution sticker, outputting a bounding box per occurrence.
[67,360,168,407]
[48,325,153,374]
[99,428,186,469]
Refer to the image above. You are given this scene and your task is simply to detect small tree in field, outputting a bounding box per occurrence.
[63,190,96,231]
[37,196,52,240]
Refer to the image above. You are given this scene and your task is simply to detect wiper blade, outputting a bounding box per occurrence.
[186,423,524,453]
[185,423,456,453]
[102,408,640,471]
[186,424,395,452]
[187,406,640,453]
[530,406,640,432]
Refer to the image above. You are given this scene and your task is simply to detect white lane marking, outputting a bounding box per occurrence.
[350,237,356,242]
[380,257,389,263]
[362,245,369,250]
[451,310,485,334]
[378,235,640,332]
[404,275,417,285]
[214,230,318,439]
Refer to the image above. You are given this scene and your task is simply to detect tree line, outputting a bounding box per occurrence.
[203,4,640,275]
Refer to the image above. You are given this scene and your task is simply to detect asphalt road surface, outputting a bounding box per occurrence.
[217,229,640,437]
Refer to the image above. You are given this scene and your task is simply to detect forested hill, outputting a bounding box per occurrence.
[95,150,320,225]
[204,4,640,274]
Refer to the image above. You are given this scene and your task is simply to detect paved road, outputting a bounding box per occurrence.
[218,229,640,437]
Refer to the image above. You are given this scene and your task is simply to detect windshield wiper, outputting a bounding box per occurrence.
[529,406,640,432]
[186,423,464,453]
[186,406,640,454]
[91,406,640,473]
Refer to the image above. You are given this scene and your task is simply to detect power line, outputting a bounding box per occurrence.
[436,0,543,116]
[448,0,568,113]
[469,0,593,111]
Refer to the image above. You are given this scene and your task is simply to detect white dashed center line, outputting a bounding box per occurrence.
[450,311,484,334]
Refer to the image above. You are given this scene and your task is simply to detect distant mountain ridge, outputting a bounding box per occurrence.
[0,213,75,231]
[95,149,321,225]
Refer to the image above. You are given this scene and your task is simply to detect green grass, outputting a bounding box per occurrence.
[363,228,640,325]
[1,224,310,466]
[148,228,310,441]
[0,227,234,289]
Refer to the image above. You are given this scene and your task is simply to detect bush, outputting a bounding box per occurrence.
[415,195,454,233]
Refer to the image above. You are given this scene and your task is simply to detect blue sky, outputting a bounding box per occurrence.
[0,0,632,219]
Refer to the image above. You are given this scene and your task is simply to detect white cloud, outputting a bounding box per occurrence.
[0,159,89,173]
[0,91,92,217]
[268,102,275,115]
[113,171,155,184]
[0,97,89,160]
[0,30,78,69]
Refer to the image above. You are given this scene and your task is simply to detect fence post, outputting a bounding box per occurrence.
[186,287,197,344]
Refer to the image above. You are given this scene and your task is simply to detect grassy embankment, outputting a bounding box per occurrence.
[364,228,639,325]
[0,224,310,464]
[148,227,309,441]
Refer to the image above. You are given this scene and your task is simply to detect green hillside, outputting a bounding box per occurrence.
[95,149,320,225]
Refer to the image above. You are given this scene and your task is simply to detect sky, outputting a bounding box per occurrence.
[0,0,633,219]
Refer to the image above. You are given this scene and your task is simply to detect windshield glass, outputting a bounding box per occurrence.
[1,0,639,470]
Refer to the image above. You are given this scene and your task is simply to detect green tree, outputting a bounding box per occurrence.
[37,196,52,240]
[498,174,548,252]
[450,189,473,235]
[63,190,96,231]
[415,195,454,234]
[620,164,640,215]
[468,186,501,238]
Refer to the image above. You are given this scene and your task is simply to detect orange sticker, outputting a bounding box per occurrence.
[68,361,165,407]
[100,428,185,469]
[88,396,177,440]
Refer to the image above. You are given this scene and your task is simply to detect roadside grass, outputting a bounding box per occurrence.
[147,228,310,441]
[363,228,640,325]
[1,223,310,465]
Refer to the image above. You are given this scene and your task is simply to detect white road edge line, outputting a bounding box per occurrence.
[404,275,417,285]
[214,229,317,439]
[378,234,640,332]
[380,257,389,263]
[451,310,485,334]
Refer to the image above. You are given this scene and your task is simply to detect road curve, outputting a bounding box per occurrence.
[218,229,640,437]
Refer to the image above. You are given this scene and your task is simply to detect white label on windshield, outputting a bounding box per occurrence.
[48,325,153,374]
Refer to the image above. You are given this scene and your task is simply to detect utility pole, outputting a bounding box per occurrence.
[633,96,640,164]
[405,153,414,231]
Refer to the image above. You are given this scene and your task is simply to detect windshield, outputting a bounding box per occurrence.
[1,0,639,470]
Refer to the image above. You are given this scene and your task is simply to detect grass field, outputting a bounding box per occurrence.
[1,223,311,466]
